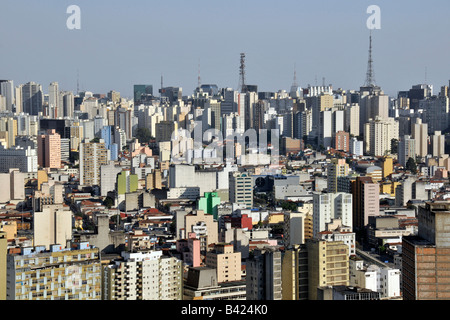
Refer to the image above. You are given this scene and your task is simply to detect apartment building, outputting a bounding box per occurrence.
[103,250,182,300]
[6,243,101,300]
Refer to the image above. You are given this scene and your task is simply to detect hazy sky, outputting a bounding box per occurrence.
[0,0,449,98]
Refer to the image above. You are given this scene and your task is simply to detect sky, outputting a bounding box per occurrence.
[0,0,449,99]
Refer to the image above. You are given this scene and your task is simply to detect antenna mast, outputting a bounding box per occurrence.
[364,31,376,87]
[239,53,247,93]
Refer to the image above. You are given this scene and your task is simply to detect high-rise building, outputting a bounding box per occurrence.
[398,135,416,167]
[420,96,449,134]
[402,201,450,300]
[155,121,178,143]
[114,107,134,140]
[0,145,38,173]
[37,129,61,169]
[344,103,360,137]
[133,84,153,105]
[61,91,74,118]
[33,204,72,250]
[360,93,389,126]
[411,118,428,158]
[205,243,241,283]
[229,171,253,209]
[6,243,101,300]
[116,170,138,195]
[183,210,218,253]
[327,158,349,193]
[0,169,25,202]
[0,231,7,300]
[432,131,445,157]
[307,239,349,300]
[21,82,43,115]
[79,139,109,186]
[48,82,60,118]
[0,80,14,112]
[281,244,309,300]
[246,247,282,300]
[283,212,306,247]
[364,116,399,157]
[197,192,221,220]
[381,155,393,178]
[312,192,353,237]
[334,131,350,152]
[103,250,183,300]
[351,176,380,235]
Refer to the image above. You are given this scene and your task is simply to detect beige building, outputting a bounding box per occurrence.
[33,204,72,250]
[103,250,183,300]
[0,169,25,203]
[79,139,109,187]
[183,210,218,253]
[364,116,399,157]
[0,220,17,240]
[327,158,349,193]
[205,243,241,283]
[411,118,428,158]
[6,243,101,300]
[307,239,349,300]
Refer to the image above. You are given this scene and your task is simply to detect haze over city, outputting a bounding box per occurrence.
[1,0,449,97]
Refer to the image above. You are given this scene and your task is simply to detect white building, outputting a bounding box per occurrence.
[312,192,352,237]
[103,250,182,300]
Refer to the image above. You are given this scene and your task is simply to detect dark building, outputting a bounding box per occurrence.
[134,84,153,105]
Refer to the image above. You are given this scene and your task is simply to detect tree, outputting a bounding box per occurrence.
[103,196,114,209]
[406,157,417,173]
[391,138,399,154]
[135,127,153,144]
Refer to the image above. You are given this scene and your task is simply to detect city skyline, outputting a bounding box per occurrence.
[1,0,449,98]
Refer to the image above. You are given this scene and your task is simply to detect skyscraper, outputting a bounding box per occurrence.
[22,82,43,115]
[37,129,61,169]
[229,171,253,209]
[312,192,353,237]
[351,176,380,235]
[79,139,109,186]
[432,131,445,157]
[327,158,349,193]
[411,117,428,158]
[0,80,14,112]
[364,116,399,157]
[398,135,416,167]
[307,239,349,300]
[402,201,450,300]
[48,82,60,118]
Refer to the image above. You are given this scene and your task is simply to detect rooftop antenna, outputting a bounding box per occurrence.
[425,66,428,85]
[198,59,201,89]
[76,69,79,94]
[292,63,298,87]
[239,53,247,93]
[364,30,376,87]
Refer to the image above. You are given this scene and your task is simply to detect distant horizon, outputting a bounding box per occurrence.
[1,0,449,99]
